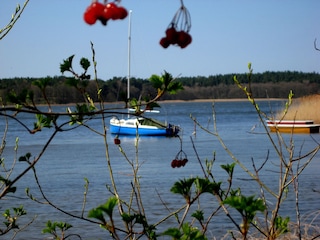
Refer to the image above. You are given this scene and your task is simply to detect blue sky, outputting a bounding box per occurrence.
[1,0,320,80]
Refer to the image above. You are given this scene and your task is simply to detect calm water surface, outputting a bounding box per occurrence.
[1,100,320,239]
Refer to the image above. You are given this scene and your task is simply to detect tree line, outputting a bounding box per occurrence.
[0,71,319,104]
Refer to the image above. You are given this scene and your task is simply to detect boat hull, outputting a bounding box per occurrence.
[110,125,171,136]
[110,117,179,136]
[267,125,320,134]
[266,120,320,134]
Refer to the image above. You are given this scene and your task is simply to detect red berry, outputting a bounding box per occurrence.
[177,31,192,48]
[160,37,170,48]
[116,6,128,20]
[111,6,122,20]
[91,2,105,17]
[114,138,121,145]
[171,159,177,168]
[83,2,105,25]
[84,7,97,25]
[181,158,188,166]
[176,160,182,168]
[103,3,117,20]
[165,27,178,44]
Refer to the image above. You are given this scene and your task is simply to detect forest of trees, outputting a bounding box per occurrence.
[0,71,319,104]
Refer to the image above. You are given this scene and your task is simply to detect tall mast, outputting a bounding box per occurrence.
[127,10,132,103]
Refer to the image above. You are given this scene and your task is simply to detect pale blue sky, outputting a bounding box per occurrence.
[1,0,320,80]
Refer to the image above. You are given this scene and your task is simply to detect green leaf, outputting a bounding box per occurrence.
[19,152,32,162]
[182,222,191,236]
[19,156,27,162]
[223,194,266,222]
[194,177,210,194]
[149,71,182,96]
[161,228,182,239]
[180,223,208,240]
[135,214,147,225]
[100,196,118,218]
[80,57,90,71]
[42,220,56,234]
[14,206,26,216]
[56,222,72,231]
[149,74,163,90]
[34,114,53,130]
[194,177,222,195]
[121,212,136,223]
[192,210,204,222]
[60,55,74,73]
[274,216,290,235]
[220,163,236,177]
[171,178,195,203]
[88,208,106,224]
[161,71,173,87]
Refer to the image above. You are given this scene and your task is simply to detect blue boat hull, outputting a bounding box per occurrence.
[110,117,180,136]
[110,124,175,136]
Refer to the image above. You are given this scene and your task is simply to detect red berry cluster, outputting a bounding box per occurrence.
[160,25,192,49]
[171,149,188,168]
[160,2,192,49]
[171,158,188,168]
[84,0,128,26]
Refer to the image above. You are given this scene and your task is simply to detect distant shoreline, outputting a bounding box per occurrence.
[157,98,285,103]
[104,98,285,105]
[2,98,286,108]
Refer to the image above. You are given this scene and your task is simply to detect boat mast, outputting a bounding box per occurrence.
[127,10,132,106]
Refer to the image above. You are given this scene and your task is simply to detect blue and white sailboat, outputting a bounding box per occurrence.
[110,116,180,136]
[109,11,180,137]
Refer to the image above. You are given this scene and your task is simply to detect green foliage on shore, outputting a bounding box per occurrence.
[0,71,319,104]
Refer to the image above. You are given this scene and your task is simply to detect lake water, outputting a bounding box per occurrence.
[1,100,320,239]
